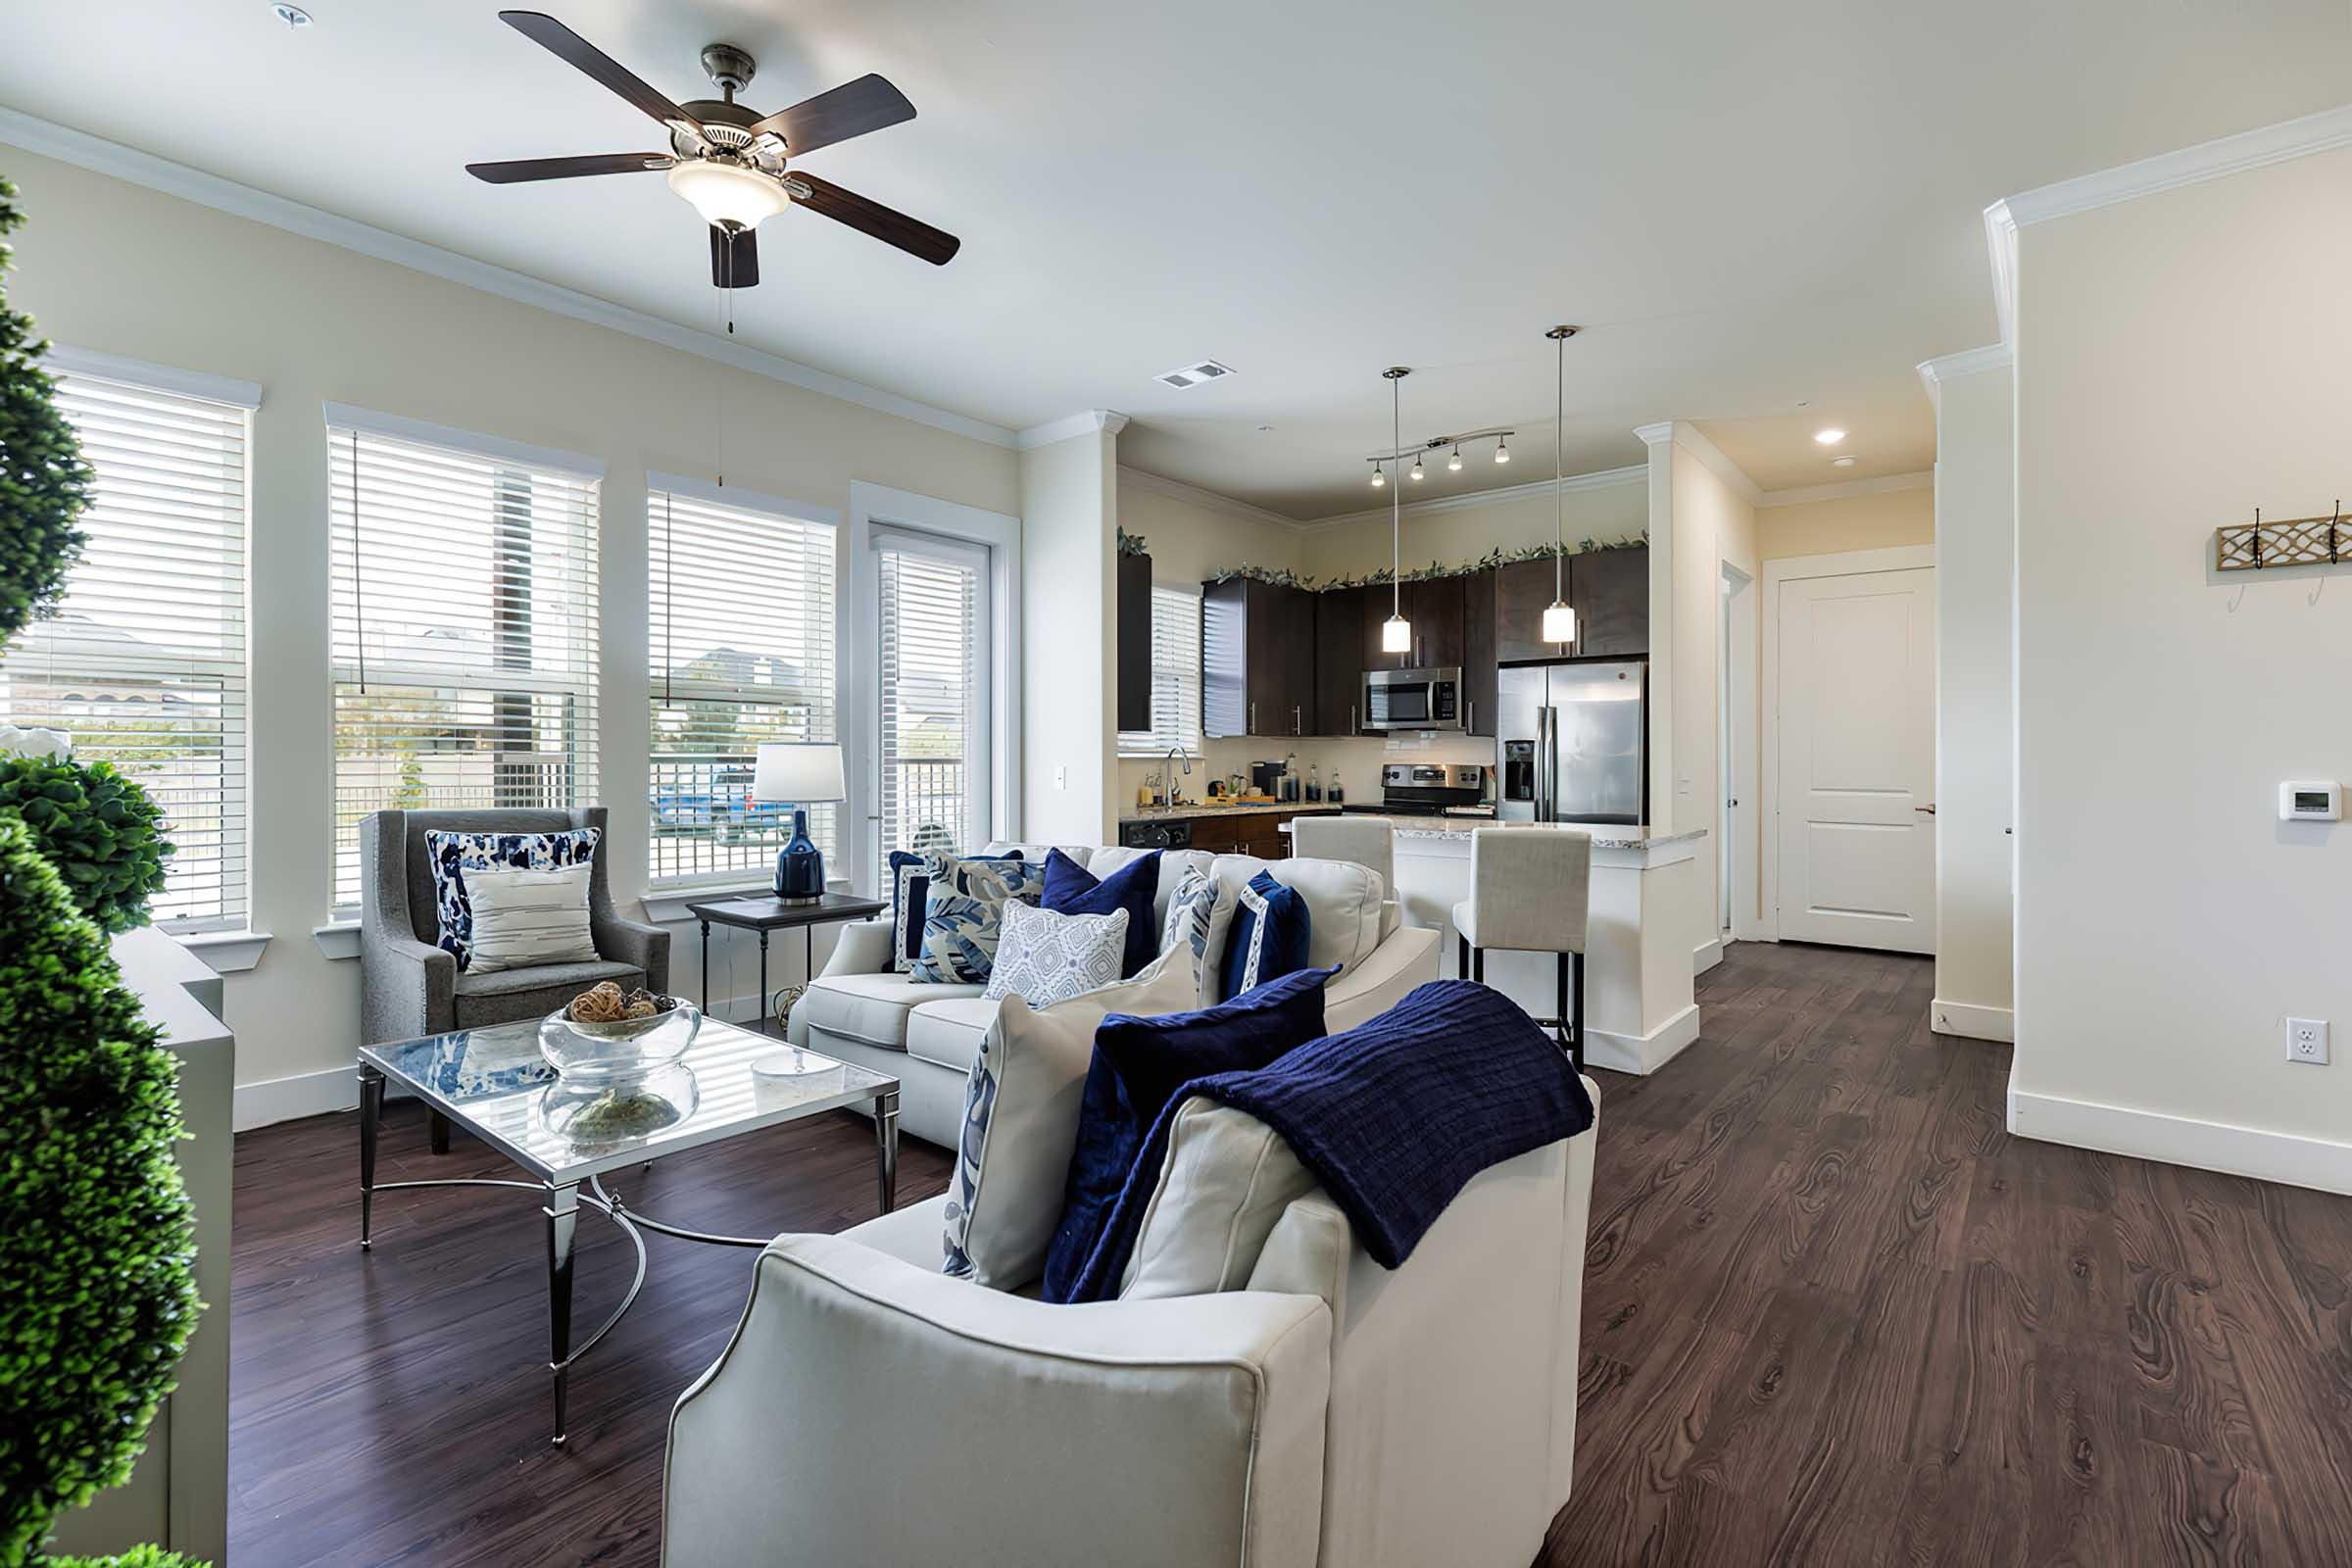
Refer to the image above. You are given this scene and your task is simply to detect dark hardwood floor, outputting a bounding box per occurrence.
[224,943,2352,1566]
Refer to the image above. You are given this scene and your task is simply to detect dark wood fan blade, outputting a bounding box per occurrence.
[467,153,673,183]
[710,224,760,288]
[790,173,959,266]
[745,74,914,155]
[499,11,703,134]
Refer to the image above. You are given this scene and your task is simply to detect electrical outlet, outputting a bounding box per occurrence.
[2287,1017,2330,1064]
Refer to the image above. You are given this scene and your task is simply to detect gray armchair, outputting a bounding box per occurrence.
[359,807,669,1049]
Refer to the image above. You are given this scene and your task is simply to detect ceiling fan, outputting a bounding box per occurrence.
[466,10,959,288]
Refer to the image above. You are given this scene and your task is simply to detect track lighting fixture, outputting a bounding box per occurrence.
[1370,464,1385,489]
[1409,454,1425,481]
[1494,437,1510,465]
[1447,446,1462,471]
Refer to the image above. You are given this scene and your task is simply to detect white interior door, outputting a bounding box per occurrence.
[870,526,993,886]
[1775,565,1936,952]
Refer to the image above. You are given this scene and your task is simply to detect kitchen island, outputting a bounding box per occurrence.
[1283,816,1709,1075]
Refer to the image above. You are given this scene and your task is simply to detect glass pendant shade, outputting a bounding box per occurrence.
[1382,613,1412,654]
[1542,600,1577,644]
[1494,440,1510,465]
[1370,466,1385,488]
[666,160,792,229]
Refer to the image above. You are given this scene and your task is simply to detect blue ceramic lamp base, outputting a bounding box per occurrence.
[774,807,825,905]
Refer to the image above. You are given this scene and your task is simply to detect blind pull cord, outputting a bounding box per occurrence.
[351,427,368,695]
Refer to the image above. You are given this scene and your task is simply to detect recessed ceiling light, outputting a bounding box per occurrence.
[1813,427,1845,445]
[1832,455,1857,468]
[1255,423,1274,432]
[271,2,313,25]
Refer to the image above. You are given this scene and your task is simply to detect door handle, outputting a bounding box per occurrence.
[1914,805,1937,814]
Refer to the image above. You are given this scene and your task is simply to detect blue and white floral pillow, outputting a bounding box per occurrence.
[424,827,600,971]
[1157,866,1231,1005]
[906,857,1045,984]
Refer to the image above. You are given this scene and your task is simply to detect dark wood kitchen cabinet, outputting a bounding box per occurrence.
[1462,567,1495,734]
[1572,545,1649,659]
[1495,557,1567,663]
[1202,576,1317,739]
[1365,575,1464,671]
[1313,585,1366,736]
[1116,550,1152,733]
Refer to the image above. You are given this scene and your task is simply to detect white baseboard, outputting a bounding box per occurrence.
[1693,937,1724,975]
[233,1063,360,1132]
[2008,1083,2352,1198]
[1930,998,2014,1043]
[1585,1003,1701,1077]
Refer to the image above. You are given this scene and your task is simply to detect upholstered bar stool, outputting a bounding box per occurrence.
[1451,827,1592,1071]
[1289,814,1395,898]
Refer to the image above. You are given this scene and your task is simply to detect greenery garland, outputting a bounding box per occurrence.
[0,175,93,649]
[0,755,173,936]
[0,811,202,1565]
[1208,533,1645,593]
[1115,527,1149,559]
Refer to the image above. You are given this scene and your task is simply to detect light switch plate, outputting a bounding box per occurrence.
[2287,1017,2329,1064]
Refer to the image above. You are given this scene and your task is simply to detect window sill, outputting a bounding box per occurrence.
[314,921,361,961]
[178,928,273,974]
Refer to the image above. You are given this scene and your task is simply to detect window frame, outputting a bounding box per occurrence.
[1116,581,1205,759]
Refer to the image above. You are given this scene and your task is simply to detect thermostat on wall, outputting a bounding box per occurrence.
[2279,781,2343,821]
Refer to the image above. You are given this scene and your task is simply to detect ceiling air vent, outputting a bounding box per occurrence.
[1154,359,1235,390]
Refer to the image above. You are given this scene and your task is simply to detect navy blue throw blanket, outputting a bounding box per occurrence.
[1059,979,1595,1303]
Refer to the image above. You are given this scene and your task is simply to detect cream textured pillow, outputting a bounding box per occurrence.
[984,901,1129,1006]
[1119,1099,1320,1300]
[459,863,599,974]
[943,947,1196,1289]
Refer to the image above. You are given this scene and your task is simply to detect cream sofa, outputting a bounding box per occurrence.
[786,844,1443,1148]
[663,1076,1599,1567]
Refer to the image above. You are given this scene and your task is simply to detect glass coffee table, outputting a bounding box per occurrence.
[356,1015,899,1445]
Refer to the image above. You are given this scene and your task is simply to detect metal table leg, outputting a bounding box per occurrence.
[546,1181,579,1446]
[358,1065,384,1250]
[874,1089,900,1214]
[758,929,769,1033]
[699,916,710,1012]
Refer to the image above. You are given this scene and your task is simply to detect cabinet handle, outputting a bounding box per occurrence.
[1293,705,1301,735]
[1250,701,1257,733]
[1350,703,1358,735]
[1467,699,1475,732]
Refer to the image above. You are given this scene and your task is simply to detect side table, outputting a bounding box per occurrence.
[687,891,890,1029]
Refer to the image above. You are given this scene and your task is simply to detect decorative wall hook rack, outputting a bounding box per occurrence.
[2216,504,2344,571]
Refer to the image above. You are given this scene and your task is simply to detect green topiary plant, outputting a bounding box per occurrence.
[0,754,172,935]
[0,810,202,1567]
[0,174,93,647]
[41,1550,201,1568]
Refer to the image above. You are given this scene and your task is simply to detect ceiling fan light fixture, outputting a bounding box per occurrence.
[665,158,791,230]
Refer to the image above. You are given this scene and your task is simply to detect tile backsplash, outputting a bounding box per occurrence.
[1117,733,1498,811]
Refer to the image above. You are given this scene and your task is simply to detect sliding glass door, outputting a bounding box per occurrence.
[870,526,993,884]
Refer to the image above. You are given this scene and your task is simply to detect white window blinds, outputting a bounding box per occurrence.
[327,420,601,911]
[649,484,837,889]
[876,532,984,881]
[3,368,251,929]
[1116,584,1203,757]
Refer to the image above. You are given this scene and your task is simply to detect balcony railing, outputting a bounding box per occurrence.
[879,755,966,866]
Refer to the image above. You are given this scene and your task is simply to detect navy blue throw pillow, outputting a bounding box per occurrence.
[1040,963,1336,1303]
[1218,868,1312,1004]
[1043,848,1161,977]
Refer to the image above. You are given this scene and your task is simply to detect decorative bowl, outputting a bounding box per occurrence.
[535,1065,701,1150]
[538,999,701,1082]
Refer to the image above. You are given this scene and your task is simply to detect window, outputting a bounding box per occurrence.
[874,527,990,884]
[649,480,837,889]
[326,411,601,912]
[3,363,253,930]
[1116,584,1203,757]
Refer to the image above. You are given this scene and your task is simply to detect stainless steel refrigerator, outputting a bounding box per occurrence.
[1495,661,1647,826]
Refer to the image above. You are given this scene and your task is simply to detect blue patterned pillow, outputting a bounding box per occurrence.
[888,850,1030,973]
[424,827,600,971]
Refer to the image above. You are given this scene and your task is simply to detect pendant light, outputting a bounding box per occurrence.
[1381,367,1412,655]
[1542,325,1581,645]
[1447,445,1463,471]
[1494,436,1510,465]
[1408,452,1425,482]
[1370,463,1386,489]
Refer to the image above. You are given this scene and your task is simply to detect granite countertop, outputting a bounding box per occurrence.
[1280,815,1708,852]
[1119,802,1347,823]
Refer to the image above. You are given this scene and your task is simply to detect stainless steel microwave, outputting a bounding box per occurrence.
[1362,666,1464,732]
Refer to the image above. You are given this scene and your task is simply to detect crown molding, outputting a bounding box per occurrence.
[1116,466,1309,531]
[2002,102,2352,230]
[1755,469,1935,509]
[1916,343,2013,411]
[1016,409,1130,449]
[1297,464,1647,533]
[1982,200,2019,350]
[1642,419,1763,506]
[0,107,1021,451]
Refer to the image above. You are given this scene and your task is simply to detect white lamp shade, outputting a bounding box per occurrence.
[1542,601,1578,644]
[753,743,846,804]
[1381,614,1412,654]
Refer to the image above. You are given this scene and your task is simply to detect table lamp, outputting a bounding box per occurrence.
[753,743,846,905]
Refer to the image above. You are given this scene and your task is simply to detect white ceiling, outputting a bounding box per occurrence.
[3,1,2346,516]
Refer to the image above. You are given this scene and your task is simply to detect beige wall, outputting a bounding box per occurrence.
[1300,475,1646,582]
[1930,367,2013,1036]
[2013,143,2352,1189]
[2,146,1021,1108]
[1755,482,1935,561]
